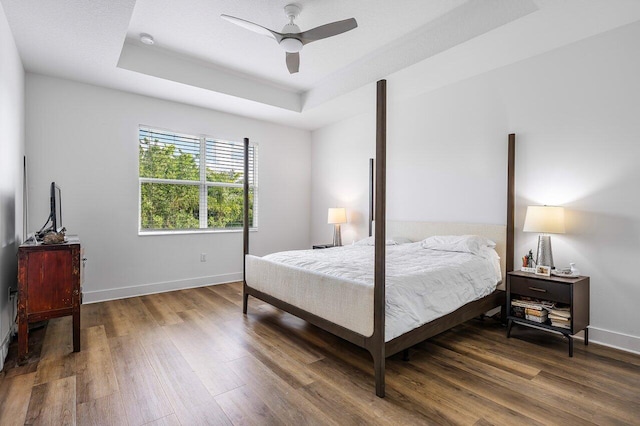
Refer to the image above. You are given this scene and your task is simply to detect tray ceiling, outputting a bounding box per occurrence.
[2,0,640,129]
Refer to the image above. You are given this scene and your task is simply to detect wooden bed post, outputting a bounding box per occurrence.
[507,134,515,274]
[369,158,374,237]
[243,137,250,314]
[504,134,516,322]
[373,79,387,397]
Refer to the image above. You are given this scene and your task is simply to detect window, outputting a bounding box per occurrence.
[139,127,257,233]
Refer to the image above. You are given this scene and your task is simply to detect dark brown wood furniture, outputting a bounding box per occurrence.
[242,80,516,397]
[506,270,590,356]
[17,236,83,364]
[312,244,334,249]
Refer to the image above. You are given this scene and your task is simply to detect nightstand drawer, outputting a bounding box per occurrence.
[509,276,571,304]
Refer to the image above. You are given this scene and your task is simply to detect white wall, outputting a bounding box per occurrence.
[26,74,311,302]
[311,112,376,245]
[0,2,25,370]
[311,21,640,353]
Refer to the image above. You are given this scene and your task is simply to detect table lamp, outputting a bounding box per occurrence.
[327,207,347,247]
[523,205,565,269]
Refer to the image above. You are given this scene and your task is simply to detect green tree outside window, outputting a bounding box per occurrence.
[139,128,256,231]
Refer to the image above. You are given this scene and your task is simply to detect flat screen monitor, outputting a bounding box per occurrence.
[50,182,62,232]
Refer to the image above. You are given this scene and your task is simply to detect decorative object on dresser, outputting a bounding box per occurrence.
[327,207,347,247]
[535,265,551,276]
[42,229,66,245]
[551,263,580,278]
[506,270,589,357]
[17,236,84,364]
[523,205,565,269]
[521,249,536,272]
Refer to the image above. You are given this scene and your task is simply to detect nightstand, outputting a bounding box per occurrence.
[506,270,590,357]
[312,244,335,249]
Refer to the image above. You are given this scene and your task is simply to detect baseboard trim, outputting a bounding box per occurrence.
[0,329,11,372]
[589,326,640,355]
[82,272,243,304]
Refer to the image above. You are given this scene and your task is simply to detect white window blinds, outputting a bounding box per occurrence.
[139,127,257,232]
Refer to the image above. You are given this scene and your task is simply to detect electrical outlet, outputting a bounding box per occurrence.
[200,253,207,262]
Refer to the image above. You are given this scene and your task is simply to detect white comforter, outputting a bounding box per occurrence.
[247,242,500,341]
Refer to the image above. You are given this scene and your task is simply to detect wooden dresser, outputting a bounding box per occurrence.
[17,236,83,363]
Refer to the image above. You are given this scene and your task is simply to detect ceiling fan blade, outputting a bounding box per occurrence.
[286,52,300,74]
[221,14,283,42]
[299,18,357,45]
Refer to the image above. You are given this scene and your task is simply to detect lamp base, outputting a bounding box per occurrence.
[332,224,342,247]
[536,235,554,269]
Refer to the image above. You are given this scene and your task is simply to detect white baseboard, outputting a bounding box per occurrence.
[588,326,640,355]
[0,329,10,372]
[82,272,243,304]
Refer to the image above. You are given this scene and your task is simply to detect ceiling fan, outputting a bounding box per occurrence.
[221,4,357,74]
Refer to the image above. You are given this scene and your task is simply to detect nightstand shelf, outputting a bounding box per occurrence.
[506,270,590,357]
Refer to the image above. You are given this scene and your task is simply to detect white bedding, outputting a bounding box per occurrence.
[245,242,501,341]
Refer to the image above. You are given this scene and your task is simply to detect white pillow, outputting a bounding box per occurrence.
[391,236,413,245]
[354,236,412,246]
[420,235,495,254]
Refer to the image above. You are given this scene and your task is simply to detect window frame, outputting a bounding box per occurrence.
[138,126,258,235]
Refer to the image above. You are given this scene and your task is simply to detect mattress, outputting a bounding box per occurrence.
[245,242,501,342]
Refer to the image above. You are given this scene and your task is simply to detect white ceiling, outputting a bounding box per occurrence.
[127,0,473,92]
[2,0,640,130]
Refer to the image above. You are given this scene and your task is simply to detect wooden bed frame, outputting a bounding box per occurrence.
[241,80,516,397]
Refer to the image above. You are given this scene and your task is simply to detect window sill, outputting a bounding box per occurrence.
[138,228,258,236]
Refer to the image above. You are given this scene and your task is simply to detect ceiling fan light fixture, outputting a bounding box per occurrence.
[280,37,303,53]
[221,4,357,74]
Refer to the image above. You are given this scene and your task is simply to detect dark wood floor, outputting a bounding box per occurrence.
[1,282,639,425]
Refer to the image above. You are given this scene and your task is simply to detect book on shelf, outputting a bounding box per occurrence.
[511,298,554,311]
[525,308,547,317]
[511,306,525,318]
[548,306,570,318]
[525,314,548,323]
[549,313,571,328]
[550,321,571,329]
[524,306,548,323]
[549,314,570,322]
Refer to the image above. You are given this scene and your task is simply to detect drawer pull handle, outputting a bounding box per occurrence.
[529,286,548,293]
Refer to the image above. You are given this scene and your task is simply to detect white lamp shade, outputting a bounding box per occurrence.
[523,206,565,234]
[327,207,347,224]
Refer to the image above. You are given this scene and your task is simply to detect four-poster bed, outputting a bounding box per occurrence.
[242,80,515,397]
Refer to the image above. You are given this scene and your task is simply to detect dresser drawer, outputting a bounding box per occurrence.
[509,276,571,304]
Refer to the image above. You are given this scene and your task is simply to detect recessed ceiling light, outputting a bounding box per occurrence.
[140,33,154,45]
